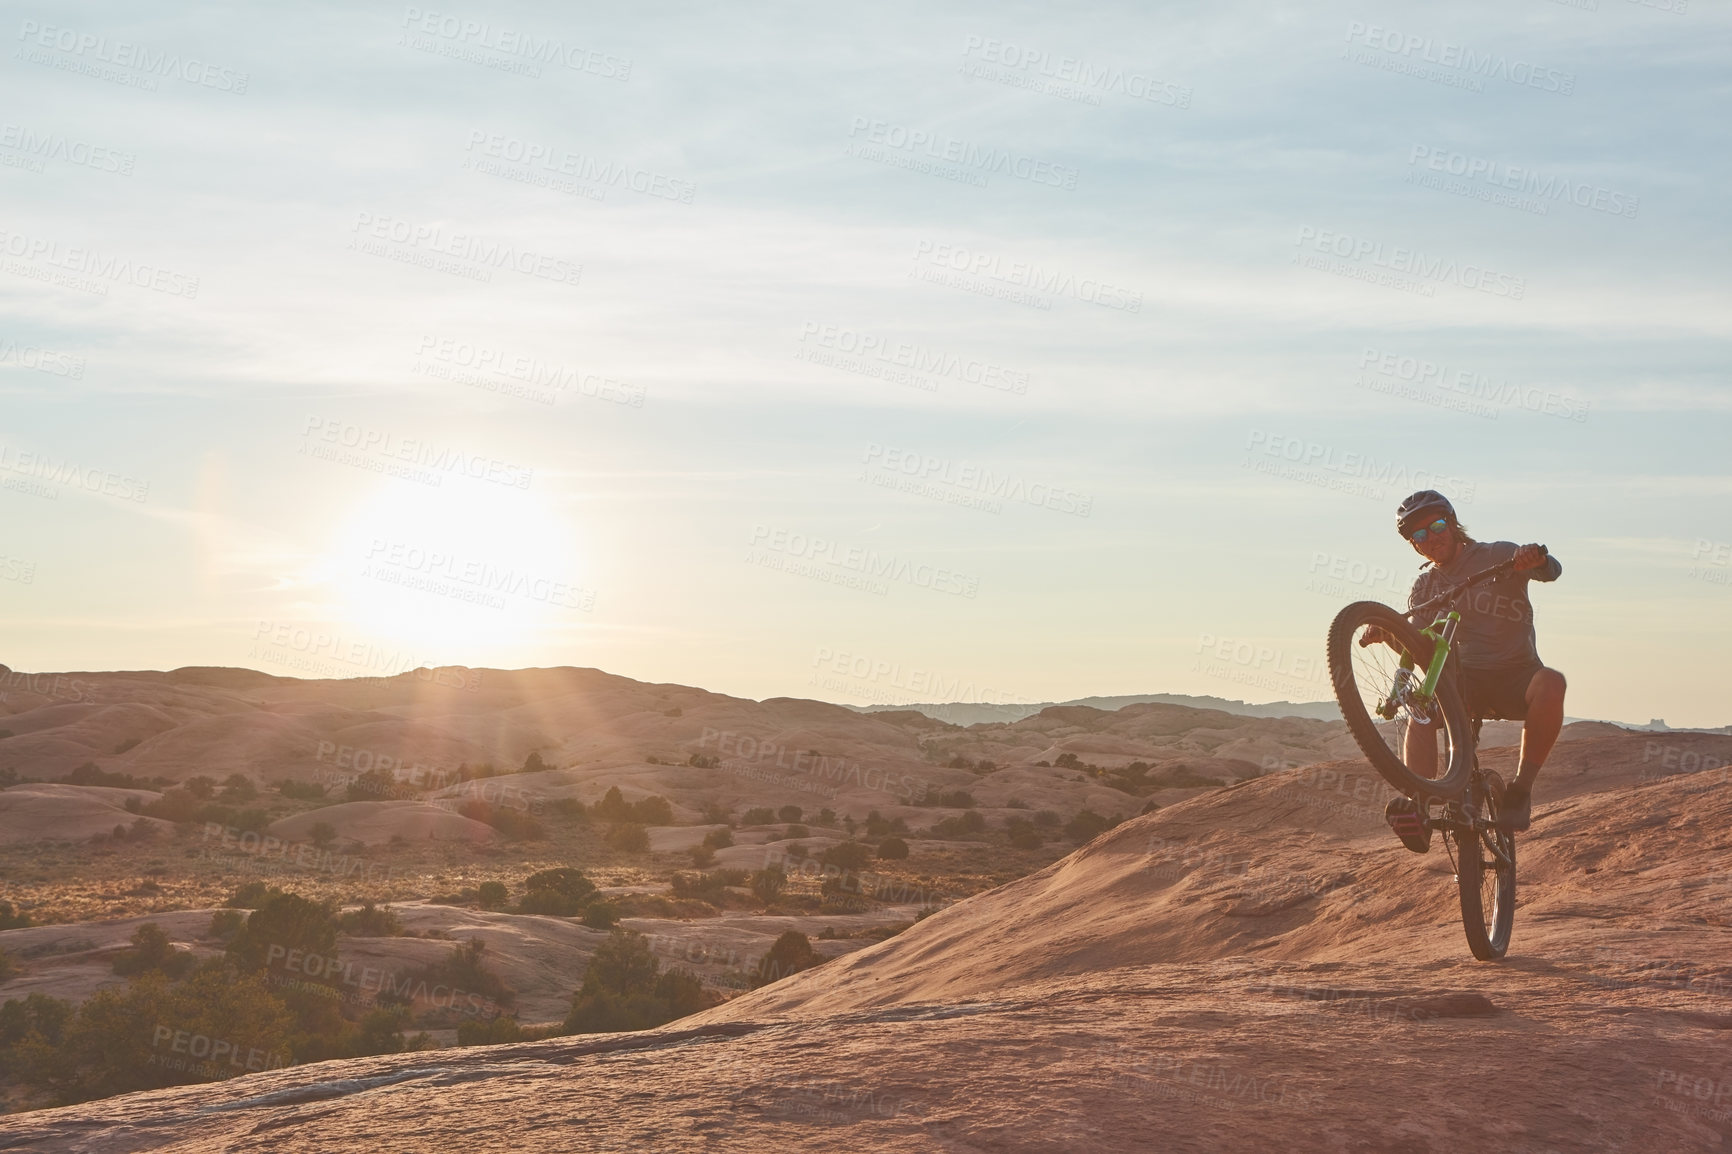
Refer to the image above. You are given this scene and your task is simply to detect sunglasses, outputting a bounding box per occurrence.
[1406,517,1450,543]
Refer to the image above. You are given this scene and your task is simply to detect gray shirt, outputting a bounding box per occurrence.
[1406,540,1562,671]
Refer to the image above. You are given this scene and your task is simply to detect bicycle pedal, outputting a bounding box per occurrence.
[1385,797,1432,854]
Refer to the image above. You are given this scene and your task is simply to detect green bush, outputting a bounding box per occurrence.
[0,947,14,984]
[1065,808,1116,844]
[517,868,597,916]
[337,901,402,937]
[581,901,620,929]
[776,805,802,823]
[226,892,337,973]
[207,909,245,940]
[877,837,909,860]
[277,779,326,801]
[224,882,283,909]
[741,807,775,826]
[751,866,786,905]
[309,821,337,848]
[591,787,672,825]
[219,774,257,803]
[751,931,822,988]
[701,827,733,850]
[786,823,810,839]
[111,924,193,979]
[1007,818,1042,850]
[0,900,32,930]
[562,930,716,1035]
[605,822,649,853]
[669,870,747,902]
[477,881,509,911]
[820,841,871,871]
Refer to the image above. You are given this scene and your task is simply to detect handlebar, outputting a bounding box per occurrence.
[1405,544,1547,620]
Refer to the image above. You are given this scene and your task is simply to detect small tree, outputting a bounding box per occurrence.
[776,805,802,823]
[478,881,509,911]
[605,823,649,853]
[751,931,822,988]
[309,821,337,848]
[877,837,909,860]
[751,865,786,905]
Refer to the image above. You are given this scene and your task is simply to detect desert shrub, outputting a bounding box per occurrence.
[520,751,550,774]
[65,763,152,790]
[974,759,997,772]
[1065,809,1116,844]
[863,810,891,837]
[219,774,257,803]
[930,789,976,808]
[1006,797,1029,809]
[751,865,786,905]
[477,881,509,911]
[277,779,326,801]
[581,901,620,929]
[946,755,971,768]
[670,870,747,902]
[751,931,822,988]
[0,948,13,984]
[785,823,810,839]
[0,901,31,931]
[740,807,775,826]
[111,924,193,979]
[457,1015,533,1046]
[776,805,802,823]
[784,842,808,860]
[632,795,673,825]
[184,776,216,799]
[877,837,909,860]
[457,800,545,841]
[308,821,337,848]
[1033,810,1061,829]
[1054,752,1082,769]
[687,753,720,769]
[225,881,283,909]
[347,769,399,803]
[1007,819,1042,850]
[689,844,716,868]
[563,930,716,1035]
[207,909,245,940]
[820,841,871,871]
[517,868,597,916]
[226,892,337,973]
[337,901,402,937]
[401,938,511,1010]
[931,811,987,838]
[549,797,586,820]
[815,808,838,827]
[605,822,649,853]
[701,827,733,850]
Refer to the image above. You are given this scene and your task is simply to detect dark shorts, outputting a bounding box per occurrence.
[1461,661,1543,721]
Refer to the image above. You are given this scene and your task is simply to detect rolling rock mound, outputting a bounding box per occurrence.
[5,732,1730,1152]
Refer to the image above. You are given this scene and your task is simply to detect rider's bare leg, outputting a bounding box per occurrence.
[1403,716,1439,777]
[1516,667,1567,787]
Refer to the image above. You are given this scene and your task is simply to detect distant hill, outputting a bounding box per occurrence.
[850,693,1344,727]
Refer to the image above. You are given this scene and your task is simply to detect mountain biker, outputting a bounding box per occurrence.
[1371,491,1565,843]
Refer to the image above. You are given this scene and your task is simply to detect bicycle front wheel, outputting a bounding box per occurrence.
[1456,773,1516,961]
[1326,601,1473,799]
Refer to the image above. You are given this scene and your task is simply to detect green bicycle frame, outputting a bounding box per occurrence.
[1383,610,1459,716]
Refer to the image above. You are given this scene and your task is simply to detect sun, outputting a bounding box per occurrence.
[321,482,585,658]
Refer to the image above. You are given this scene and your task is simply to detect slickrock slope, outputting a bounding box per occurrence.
[4,732,1728,1152]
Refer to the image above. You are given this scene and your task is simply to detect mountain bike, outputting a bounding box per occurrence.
[1324,550,1542,961]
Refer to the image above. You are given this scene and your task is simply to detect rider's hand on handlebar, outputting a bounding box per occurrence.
[1513,543,1548,571]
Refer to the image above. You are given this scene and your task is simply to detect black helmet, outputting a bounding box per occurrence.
[1396,490,1455,537]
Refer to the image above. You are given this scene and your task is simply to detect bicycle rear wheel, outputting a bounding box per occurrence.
[1326,601,1473,800]
[1455,773,1516,961]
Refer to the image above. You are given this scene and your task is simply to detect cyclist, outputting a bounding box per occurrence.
[1375,490,1565,844]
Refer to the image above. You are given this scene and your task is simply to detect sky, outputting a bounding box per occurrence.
[1,1,1727,727]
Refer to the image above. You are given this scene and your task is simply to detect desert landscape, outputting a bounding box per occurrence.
[2,664,1729,1150]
